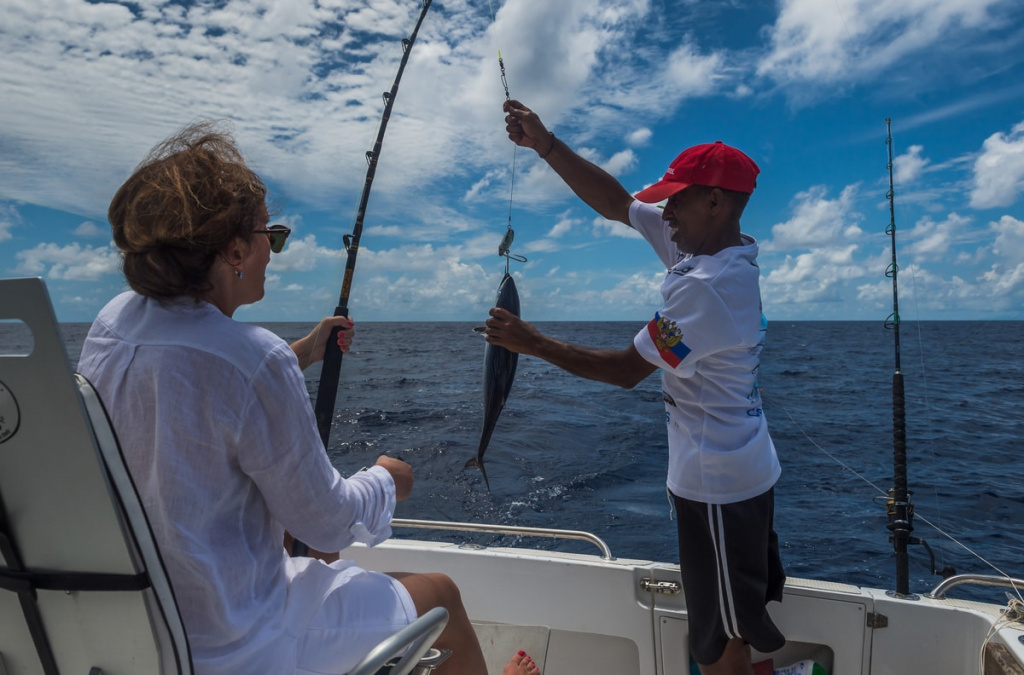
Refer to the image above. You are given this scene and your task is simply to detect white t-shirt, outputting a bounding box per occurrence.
[77,292,405,672]
[629,200,781,504]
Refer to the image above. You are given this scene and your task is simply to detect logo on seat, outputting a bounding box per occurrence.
[0,380,20,444]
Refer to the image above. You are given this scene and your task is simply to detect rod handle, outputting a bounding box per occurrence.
[313,305,349,449]
[296,306,348,558]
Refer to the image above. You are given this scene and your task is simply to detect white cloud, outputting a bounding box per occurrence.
[509,265,663,320]
[732,83,754,98]
[848,215,1024,316]
[73,221,106,238]
[758,0,1010,86]
[758,182,890,314]
[903,212,972,261]
[765,184,864,250]
[0,203,18,242]
[522,238,563,254]
[15,242,121,281]
[764,244,862,283]
[592,214,643,240]
[663,42,725,97]
[763,243,884,313]
[893,145,930,185]
[0,0,485,216]
[0,0,730,231]
[464,172,499,203]
[355,255,495,318]
[855,263,952,311]
[970,120,1024,209]
[978,262,1024,301]
[602,149,638,177]
[548,212,581,239]
[626,128,652,147]
[991,214,1024,259]
[2,0,1023,323]
[599,268,663,310]
[977,215,1024,304]
[269,234,342,273]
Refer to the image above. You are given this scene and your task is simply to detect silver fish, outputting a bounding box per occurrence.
[465,272,520,489]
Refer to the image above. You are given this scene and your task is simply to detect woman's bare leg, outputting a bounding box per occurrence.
[389,572,487,675]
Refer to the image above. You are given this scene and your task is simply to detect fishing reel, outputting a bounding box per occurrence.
[884,489,956,580]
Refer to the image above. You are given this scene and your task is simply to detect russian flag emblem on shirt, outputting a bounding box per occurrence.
[646,313,690,367]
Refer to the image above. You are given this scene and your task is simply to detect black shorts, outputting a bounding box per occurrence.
[672,488,786,665]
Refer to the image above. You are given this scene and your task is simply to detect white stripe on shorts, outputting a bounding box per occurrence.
[708,503,741,640]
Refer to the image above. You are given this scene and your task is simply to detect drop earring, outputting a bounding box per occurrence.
[234,268,245,279]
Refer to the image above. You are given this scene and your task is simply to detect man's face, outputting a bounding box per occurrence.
[661,185,713,255]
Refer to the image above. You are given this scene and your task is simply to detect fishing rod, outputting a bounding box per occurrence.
[313,0,434,449]
[883,117,914,597]
[294,0,432,557]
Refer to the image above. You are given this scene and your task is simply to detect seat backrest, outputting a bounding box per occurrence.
[0,277,192,675]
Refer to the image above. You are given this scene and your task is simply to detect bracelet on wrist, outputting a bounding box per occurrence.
[539,132,556,159]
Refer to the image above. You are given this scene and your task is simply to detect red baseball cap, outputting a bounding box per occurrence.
[634,141,760,203]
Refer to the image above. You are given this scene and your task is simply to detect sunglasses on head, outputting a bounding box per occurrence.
[254,224,291,253]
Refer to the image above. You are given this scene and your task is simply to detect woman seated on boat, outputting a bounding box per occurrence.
[77,122,538,675]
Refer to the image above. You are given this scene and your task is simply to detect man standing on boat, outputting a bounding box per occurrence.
[485,100,785,675]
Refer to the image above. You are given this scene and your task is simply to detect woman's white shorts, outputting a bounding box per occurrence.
[295,567,418,675]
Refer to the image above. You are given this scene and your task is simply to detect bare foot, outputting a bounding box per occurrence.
[504,650,540,675]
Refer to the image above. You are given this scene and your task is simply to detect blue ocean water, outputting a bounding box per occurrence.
[7,319,1023,603]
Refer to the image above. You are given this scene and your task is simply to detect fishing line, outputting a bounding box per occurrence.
[776,401,1022,599]
[777,404,890,498]
[832,0,855,44]
[484,0,526,274]
[898,262,1024,592]
[903,272,951,576]
[912,511,1022,596]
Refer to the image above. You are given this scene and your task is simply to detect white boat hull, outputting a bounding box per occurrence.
[346,527,1024,675]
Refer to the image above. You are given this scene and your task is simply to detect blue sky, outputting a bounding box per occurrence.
[2,0,1023,323]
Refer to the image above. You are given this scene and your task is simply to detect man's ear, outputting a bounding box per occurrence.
[708,187,722,213]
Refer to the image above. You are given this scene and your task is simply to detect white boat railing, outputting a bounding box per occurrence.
[391,518,615,560]
[925,573,1024,600]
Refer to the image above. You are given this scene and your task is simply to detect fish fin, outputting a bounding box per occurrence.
[464,456,491,491]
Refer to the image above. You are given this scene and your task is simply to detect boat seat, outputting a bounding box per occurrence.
[0,277,453,675]
[0,277,193,675]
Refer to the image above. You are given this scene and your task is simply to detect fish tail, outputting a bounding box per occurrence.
[464,456,491,491]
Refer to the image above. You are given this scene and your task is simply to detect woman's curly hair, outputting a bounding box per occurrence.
[108,121,267,300]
